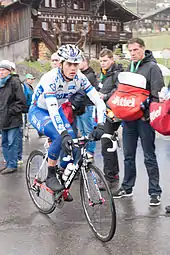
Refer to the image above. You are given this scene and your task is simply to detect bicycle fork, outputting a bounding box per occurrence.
[82,167,105,207]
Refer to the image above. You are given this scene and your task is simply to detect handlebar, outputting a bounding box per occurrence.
[101,132,120,152]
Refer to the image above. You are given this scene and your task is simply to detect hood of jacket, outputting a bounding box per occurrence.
[141,50,157,65]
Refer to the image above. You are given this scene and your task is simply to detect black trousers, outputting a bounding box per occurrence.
[101,120,120,181]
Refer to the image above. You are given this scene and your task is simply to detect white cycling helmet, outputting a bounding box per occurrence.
[57,44,84,63]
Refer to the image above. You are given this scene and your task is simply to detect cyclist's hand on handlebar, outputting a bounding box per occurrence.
[61,130,74,155]
[89,123,104,141]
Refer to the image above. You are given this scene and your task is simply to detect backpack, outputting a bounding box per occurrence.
[22,83,34,110]
[107,72,150,121]
[150,100,170,135]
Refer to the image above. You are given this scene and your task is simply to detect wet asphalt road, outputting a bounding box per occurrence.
[1,129,170,255]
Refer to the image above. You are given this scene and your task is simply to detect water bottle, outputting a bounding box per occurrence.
[62,163,75,182]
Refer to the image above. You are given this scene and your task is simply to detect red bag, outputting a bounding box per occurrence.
[150,101,170,135]
[107,72,150,121]
[61,102,74,124]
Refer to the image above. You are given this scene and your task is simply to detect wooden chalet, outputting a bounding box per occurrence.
[0,0,139,61]
[133,6,170,34]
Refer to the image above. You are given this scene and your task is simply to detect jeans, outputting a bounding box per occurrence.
[122,119,162,196]
[2,127,20,168]
[18,127,23,160]
[77,105,96,155]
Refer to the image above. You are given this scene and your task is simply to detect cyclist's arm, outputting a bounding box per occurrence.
[86,86,106,124]
[80,73,106,124]
[39,70,66,134]
[45,93,65,134]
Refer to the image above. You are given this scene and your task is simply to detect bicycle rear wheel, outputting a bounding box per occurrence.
[26,150,56,214]
[80,164,116,242]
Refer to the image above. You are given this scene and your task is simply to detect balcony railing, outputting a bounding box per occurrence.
[31,27,132,48]
[89,30,132,42]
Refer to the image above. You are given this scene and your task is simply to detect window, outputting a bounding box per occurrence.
[73,0,78,9]
[79,1,85,9]
[99,23,105,31]
[112,25,117,32]
[51,0,56,7]
[71,23,75,32]
[45,0,50,7]
[61,22,67,31]
[42,22,48,31]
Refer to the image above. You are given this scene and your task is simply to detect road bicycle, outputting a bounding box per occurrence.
[26,134,118,242]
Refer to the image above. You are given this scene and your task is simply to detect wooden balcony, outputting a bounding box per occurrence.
[89,30,132,42]
[31,27,132,52]
[60,31,80,44]
[31,27,41,39]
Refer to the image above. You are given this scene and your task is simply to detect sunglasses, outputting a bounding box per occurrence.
[52,59,59,62]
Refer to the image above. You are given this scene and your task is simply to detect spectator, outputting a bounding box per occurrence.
[24,74,35,111]
[10,62,25,165]
[77,56,98,160]
[0,60,26,174]
[51,52,60,69]
[113,38,164,206]
[98,49,122,188]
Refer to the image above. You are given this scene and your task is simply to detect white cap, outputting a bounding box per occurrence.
[0,60,12,71]
[51,52,60,61]
[10,62,16,70]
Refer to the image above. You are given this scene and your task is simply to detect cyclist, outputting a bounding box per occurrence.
[28,44,106,199]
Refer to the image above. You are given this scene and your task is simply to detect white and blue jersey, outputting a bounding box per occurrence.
[31,67,106,134]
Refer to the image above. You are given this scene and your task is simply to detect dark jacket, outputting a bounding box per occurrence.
[81,67,98,106]
[127,50,164,102]
[0,75,26,130]
[98,63,122,102]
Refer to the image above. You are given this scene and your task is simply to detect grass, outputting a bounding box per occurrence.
[133,31,170,51]
[18,61,51,73]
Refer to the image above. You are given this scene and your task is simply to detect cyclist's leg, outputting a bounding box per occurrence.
[58,107,81,170]
[28,105,64,191]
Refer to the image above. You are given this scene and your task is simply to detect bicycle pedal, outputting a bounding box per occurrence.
[55,197,64,209]
[53,191,63,202]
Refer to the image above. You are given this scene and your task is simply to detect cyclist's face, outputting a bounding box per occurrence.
[62,61,79,79]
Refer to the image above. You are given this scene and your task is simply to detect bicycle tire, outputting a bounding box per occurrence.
[26,150,56,214]
[80,163,116,242]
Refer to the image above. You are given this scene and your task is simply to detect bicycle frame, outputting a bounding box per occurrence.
[32,136,105,205]
[33,132,120,205]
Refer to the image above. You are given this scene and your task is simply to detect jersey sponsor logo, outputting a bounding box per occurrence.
[55,88,65,99]
[49,83,56,91]
[81,78,88,87]
[68,85,76,90]
[34,85,44,99]
[54,114,63,123]
[57,123,65,131]
[150,106,162,122]
[31,115,41,129]
[112,95,136,107]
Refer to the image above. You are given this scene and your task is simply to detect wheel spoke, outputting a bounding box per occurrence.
[80,164,116,242]
[26,150,56,214]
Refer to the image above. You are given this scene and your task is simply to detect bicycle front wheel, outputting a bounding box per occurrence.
[80,164,116,242]
[26,150,56,214]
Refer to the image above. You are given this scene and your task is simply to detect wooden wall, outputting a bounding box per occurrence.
[0,4,31,45]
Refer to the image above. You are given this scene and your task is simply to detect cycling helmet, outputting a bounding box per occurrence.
[57,44,84,63]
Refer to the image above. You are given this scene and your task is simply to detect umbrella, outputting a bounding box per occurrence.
[157,63,170,76]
